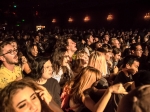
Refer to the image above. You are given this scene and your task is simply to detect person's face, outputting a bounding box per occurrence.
[94,37,99,43]
[80,53,89,67]
[62,52,70,66]
[144,37,148,42]
[12,87,41,112]
[114,40,120,48]
[87,35,94,44]
[132,39,136,44]
[105,52,112,61]
[67,39,77,52]
[35,36,40,42]
[42,60,53,79]
[104,35,109,41]
[127,61,139,75]
[114,52,121,62]
[31,46,38,57]
[0,44,18,64]
[133,45,143,57]
[95,42,102,49]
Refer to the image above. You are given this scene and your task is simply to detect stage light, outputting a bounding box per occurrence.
[52,19,56,23]
[84,16,90,22]
[144,12,150,21]
[68,17,73,23]
[107,14,113,21]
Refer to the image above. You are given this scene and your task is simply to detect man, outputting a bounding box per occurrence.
[130,43,143,58]
[113,55,140,85]
[66,38,77,58]
[83,33,94,56]
[103,34,110,44]
[0,41,22,89]
[110,38,120,48]
[111,47,122,74]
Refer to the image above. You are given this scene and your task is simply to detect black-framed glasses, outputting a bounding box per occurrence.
[1,49,18,56]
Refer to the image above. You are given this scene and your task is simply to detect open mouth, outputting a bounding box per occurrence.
[14,55,18,59]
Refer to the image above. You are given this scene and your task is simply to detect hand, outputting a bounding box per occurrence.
[35,85,52,105]
[123,81,133,90]
[108,83,128,94]
[15,76,22,81]
[113,66,118,74]
[107,60,113,68]
[21,56,27,64]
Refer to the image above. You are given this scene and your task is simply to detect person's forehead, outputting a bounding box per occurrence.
[136,45,142,49]
[2,44,13,51]
[44,60,51,66]
[132,60,140,66]
[68,39,73,43]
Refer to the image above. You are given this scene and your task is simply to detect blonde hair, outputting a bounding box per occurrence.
[70,66,102,104]
[72,50,89,74]
[88,51,107,76]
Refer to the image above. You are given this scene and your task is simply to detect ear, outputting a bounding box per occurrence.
[0,56,5,62]
[126,63,130,69]
[131,50,134,54]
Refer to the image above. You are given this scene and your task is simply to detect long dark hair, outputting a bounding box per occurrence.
[29,57,50,80]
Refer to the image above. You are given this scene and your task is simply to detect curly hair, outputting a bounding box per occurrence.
[0,78,52,112]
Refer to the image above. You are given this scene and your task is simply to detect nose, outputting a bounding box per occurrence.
[29,102,37,111]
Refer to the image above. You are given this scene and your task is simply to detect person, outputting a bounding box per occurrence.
[130,43,143,58]
[22,43,39,76]
[72,50,89,76]
[88,51,108,77]
[52,48,74,87]
[110,38,120,48]
[0,78,63,112]
[68,66,127,112]
[69,66,102,112]
[29,57,61,106]
[113,55,140,85]
[0,40,22,89]
[83,33,94,56]
[117,85,150,112]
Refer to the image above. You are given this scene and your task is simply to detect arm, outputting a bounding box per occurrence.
[21,56,31,74]
[93,83,127,112]
[35,85,63,112]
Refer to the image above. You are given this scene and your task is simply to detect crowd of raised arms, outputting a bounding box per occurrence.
[0,28,150,112]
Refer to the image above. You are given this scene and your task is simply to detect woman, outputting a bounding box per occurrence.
[72,50,89,76]
[88,51,108,77]
[29,57,61,106]
[51,48,74,87]
[68,66,127,112]
[0,78,63,112]
[69,66,102,112]
[22,43,39,76]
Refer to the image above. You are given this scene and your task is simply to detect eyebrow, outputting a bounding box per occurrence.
[16,93,36,107]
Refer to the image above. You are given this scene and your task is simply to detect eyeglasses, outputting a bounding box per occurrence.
[136,49,143,52]
[1,49,18,56]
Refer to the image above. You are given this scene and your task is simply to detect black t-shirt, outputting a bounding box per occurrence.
[113,71,132,84]
[42,78,61,106]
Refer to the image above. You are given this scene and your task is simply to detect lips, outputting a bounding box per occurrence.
[14,55,18,59]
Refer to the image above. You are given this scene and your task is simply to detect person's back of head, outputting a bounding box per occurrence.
[133,70,150,87]
[117,85,150,112]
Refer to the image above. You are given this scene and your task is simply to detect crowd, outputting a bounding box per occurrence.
[0,27,150,112]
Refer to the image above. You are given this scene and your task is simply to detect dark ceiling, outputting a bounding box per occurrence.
[0,0,149,13]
